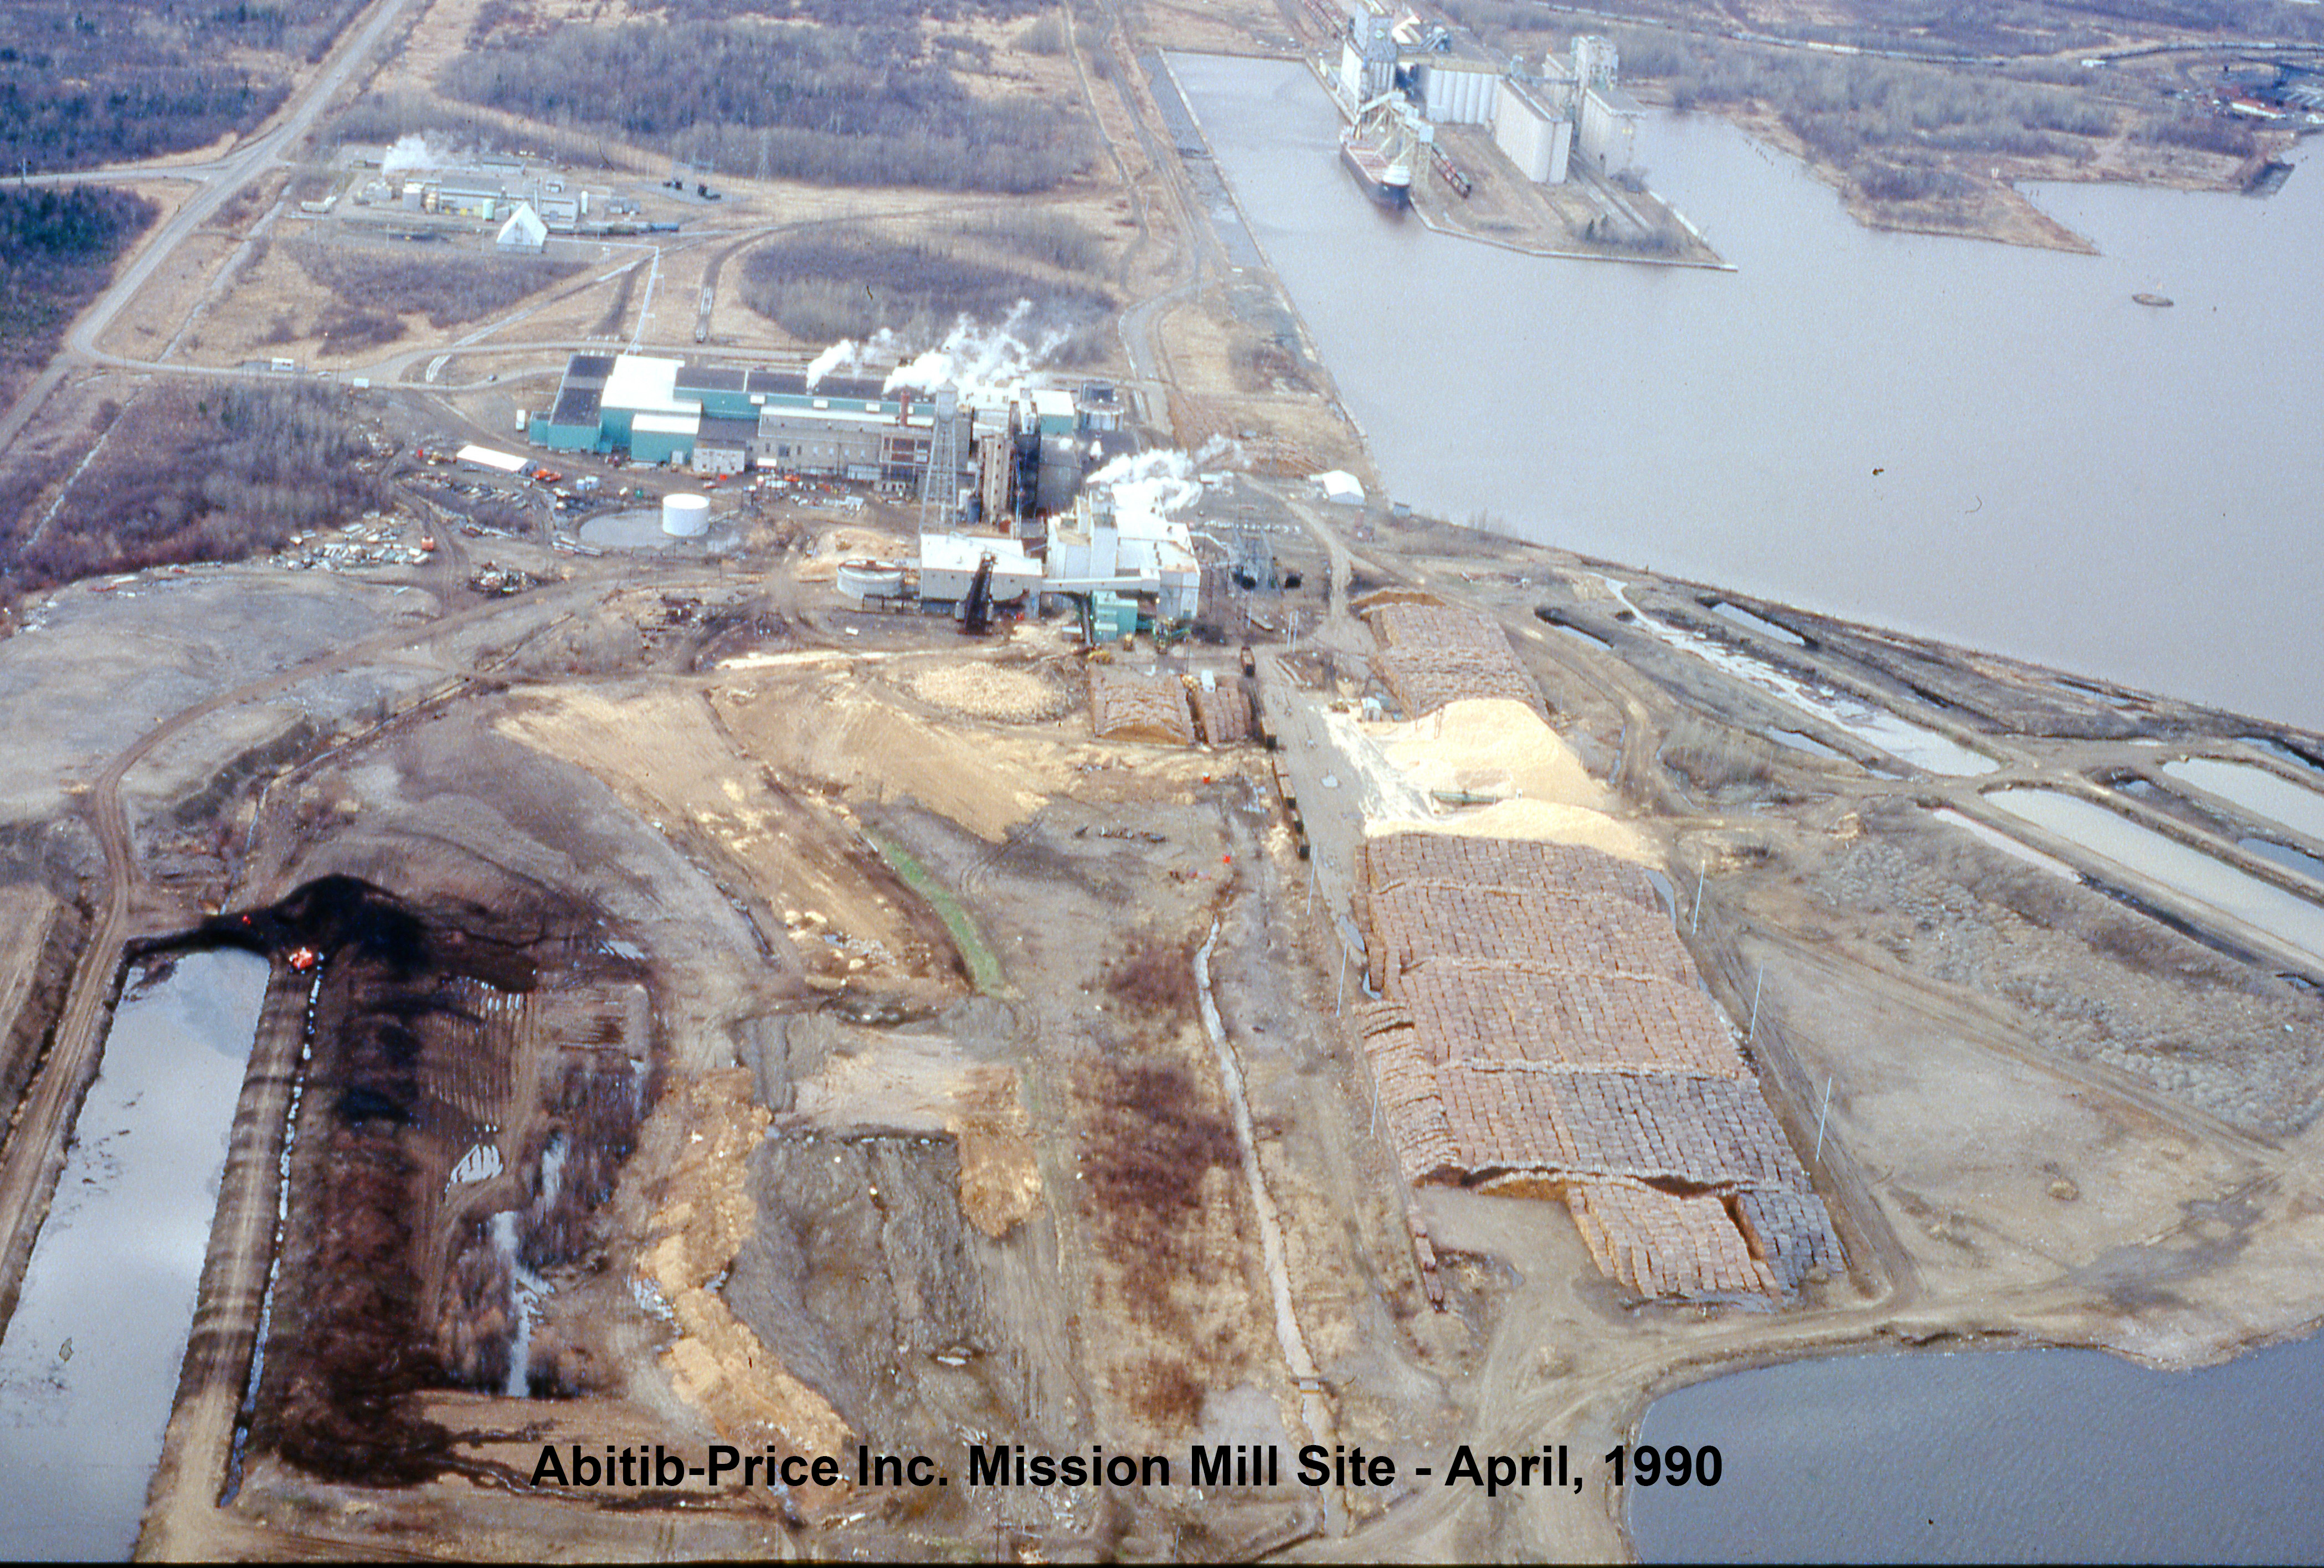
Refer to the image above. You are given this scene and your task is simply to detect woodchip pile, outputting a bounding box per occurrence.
[1355,832,1842,1295]
[1088,666,1195,746]
[906,662,1069,723]
[1363,603,1549,719]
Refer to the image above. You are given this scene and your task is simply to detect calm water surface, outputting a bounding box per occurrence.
[1170,54,2324,730]
[1629,1341,2324,1561]
[0,952,267,1560]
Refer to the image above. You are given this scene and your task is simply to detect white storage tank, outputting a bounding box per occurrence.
[662,492,710,538]
[836,561,907,606]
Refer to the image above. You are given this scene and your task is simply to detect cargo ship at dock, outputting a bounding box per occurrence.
[1340,120,1412,209]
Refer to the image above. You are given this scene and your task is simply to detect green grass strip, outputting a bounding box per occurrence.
[862,829,1006,995]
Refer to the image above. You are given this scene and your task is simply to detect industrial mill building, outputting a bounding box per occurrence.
[528,352,973,489]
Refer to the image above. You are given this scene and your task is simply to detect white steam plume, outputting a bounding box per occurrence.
[381,133,459,182]
[883,301,1070,402]
[1090,447,1209,532]
[804,327,900,388]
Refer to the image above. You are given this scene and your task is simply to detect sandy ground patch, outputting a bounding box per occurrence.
[713,671,1081,842]
[794,526,911,583]
[635,1068,854,1509]
[493,682,951,984]
[96,229,235,363]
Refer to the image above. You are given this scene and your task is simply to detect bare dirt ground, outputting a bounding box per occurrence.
[1,0,2322,1559]
[1416,124,1729,266]
[0,407,2316,1563]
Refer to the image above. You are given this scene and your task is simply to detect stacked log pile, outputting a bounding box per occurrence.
[1191,680,1253,746]
[1362,603,1549,719]
[1355,832,1842,1296]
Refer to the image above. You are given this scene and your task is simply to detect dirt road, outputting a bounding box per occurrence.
[0,574,597,1359]
[0,0,421,458]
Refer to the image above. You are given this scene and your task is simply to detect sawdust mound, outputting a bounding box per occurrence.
[1386,698,1610,809]
[904,662,1071,723]
[716,680,1068,842]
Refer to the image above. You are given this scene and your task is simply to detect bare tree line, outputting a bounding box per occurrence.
[0,0,363,171]
[292,241,586,339]
[1444,0,2321,58]
[6,382,384,593]
[0,186,155,411]
[437,19,1089,193]
[738,224,1115,361]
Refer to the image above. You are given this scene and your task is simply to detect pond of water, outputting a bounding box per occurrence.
[0,950,268,1560]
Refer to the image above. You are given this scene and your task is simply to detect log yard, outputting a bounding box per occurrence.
[0,0,2321,1559]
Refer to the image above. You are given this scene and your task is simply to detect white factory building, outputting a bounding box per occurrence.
[859,473,1204,632]
[917,534,1047,607]
[1340,19,1646,186]
[1043,488,1201,622]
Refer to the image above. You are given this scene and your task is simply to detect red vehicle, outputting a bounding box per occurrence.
[288,946,321,973]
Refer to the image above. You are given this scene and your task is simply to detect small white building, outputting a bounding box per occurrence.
[495,203,548,253]
[456,444,528,475]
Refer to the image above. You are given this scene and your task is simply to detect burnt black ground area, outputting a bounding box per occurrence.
[228,876,656,1485]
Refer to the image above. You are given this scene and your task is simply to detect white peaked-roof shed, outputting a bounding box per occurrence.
[496,202,548,253]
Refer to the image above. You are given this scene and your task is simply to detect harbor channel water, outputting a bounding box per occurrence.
[1166,53,2324,1559]
[1166,54,2324,732]
[0,950,269,1559]
[1628,1341,2324,1562]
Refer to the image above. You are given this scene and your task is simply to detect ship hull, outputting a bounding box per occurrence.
[1339,137,1411,209]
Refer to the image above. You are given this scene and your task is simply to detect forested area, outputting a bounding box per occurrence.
[4,383,383,593]
[0,186,155,409]
[1443,0,2323,56]
[0,0,363,171]
[438,20,1088,193]
[739,219,1114,360]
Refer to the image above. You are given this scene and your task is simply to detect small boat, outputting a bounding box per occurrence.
[2132,292,2174,307]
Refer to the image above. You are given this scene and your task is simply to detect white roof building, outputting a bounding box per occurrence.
[495,202,548,253]
[600,354,688,418]
[457,445,528,474]
[918,534,1046,604]
[1045,487,1202,621]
